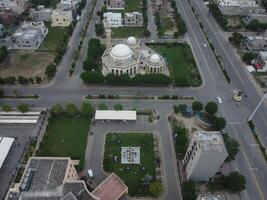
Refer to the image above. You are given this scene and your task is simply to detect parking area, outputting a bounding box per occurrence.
[0,123,38,199]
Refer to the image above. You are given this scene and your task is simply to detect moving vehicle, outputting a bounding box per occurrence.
[87,169,94,179]
[216,96,222,104]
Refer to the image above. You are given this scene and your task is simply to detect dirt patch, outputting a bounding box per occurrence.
[0,50,54,78]
[227,16,241,27]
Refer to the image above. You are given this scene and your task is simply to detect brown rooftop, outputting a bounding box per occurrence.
[92,173,128,200]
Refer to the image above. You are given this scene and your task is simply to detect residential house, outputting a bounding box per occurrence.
[10,21,48,49]
[107,0,125,10]
[51,9,73,27]
[253,51,267,72]
[244,35,267,51]
[124,12,143,27]
[103,12,122,28]
[183,131,228,181]
[218,0,259,16]
[29,5,52,22]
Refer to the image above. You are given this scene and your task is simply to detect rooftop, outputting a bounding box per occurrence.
[0,137,14,169]
[197,194,227,200]
[95,110,137,121]
[219,0,257,6]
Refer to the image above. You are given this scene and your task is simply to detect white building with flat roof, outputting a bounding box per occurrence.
[29,5,52,22]
[218,0,259,16]
[103,12,122,28]
[95,110,137,121]
[51,9,73,27]
[183,131,228,181]
[0,137,14,169]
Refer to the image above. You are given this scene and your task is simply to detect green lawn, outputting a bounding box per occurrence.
[37,115,91,171]
[112,27,145,38]
[103,133,156,196]
[125,0,141,12]
[149,43,202,87]
[40,25,67,52]
[50,0,61,8]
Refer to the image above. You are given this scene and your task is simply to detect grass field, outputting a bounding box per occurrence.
[112,27,145,38]
[40,25,67,52]
[149,43,202,87]
[103,133,156,196]
[37,115,91,171]
[125,0,141,12]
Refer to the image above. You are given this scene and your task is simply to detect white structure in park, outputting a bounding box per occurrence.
[0,137,14,169]
[218,0,259,16]
[103,12,122,28]
[95,110,137,121]
[121,147,140,164]
[183,131,228,181]
[102,35,167,77]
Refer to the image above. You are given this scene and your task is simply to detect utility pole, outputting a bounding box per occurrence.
[248,92,267,121]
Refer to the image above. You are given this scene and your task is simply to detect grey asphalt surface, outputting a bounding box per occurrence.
[1,0,267,199]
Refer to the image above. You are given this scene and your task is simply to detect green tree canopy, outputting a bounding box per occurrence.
[2,104,12,112]
[51,104,64,115]
[223,134,240,161]
[98,103,108,110]
[225,172,246,192]
[214,117,226,131]
[192,101,203,112]
[149,181,163,197]
[182,180,197,200]
[113,103,123,110]
[17,103,29,113]
[65,102,79,116]
[80,101,94,117]
[205,101,218,115]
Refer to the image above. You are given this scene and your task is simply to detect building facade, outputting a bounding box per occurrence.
[103,12,122,28]
[244,36,267,52]
[51,9,73,27]
[218,0,259,16]
[183,131,228,181]
[124,12,143,27]
[102,36,167,77]
[29,5,52,22]
[107,0,125,10]
[10,21,48,49]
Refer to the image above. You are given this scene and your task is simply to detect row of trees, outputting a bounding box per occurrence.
[228,32,244,48]
[246,19,267,32]
[83,38,106,72]
[0,76,42,85]
[170,1,187,37]
[81,72,172,86]
[1,103,29,113]
[51,101,95,117]
[208,0,228,28]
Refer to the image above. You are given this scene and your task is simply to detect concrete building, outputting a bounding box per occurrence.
[153,0,167,13]
[10,21,48,49]
[244,35,267,51]
[103,12,122,28]
[183,131,228,181]
[5,157,128,200]
[107,0,125,10]
[0,24,5,37]
[218,0,259,16]
[59,0,80,10]
[102,36,167,77]
[124,12,143,27]
[0,137,14,169]
[244,9,267,24]
[29,5,52,22]
[51,9,73,27]
[0,0,28,15]
[253,51,267,72]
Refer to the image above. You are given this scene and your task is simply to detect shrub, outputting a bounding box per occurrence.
[18,76,29,85]
[113,103,123,110]
[45,64,57,79]
[182,180,197,200]
[35,76,42,84]
[80,101,94,117]
[17,103,29,113]
[2,104,12,112]
[51,104,64,115]
[65,102,79,116]
[192,101,203,112]
[205,101,218,115]
[0,88,4,97]
[149,181,163,197]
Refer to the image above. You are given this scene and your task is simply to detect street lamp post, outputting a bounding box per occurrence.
[248,92,267,121]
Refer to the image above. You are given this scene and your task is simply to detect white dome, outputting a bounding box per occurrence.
[150,54,161,63]
[127,37,137,45]
[110,44,133,60]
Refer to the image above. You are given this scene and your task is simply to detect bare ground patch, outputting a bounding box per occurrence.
[0,50,54,78]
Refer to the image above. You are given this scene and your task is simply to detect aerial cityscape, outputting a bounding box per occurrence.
[0,0,267,199]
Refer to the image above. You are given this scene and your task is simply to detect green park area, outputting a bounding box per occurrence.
[112,27,145,38]
[36,115,90,170]
[149,43,202,87]
[125,0,141,12]
[40,25,68,52]
[103,133,156,196]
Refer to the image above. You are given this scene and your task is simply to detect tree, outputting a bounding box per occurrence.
[173,105,179,113]
[229,32,244,48]
[149,181,163,197]
[242,52,257,65]
[35,76,42,84]
[205,101,218,115]
[2,104,12,112]
[246,19,267,32]
[182,180,197,200]
[0,88,4,98]
[0,46,8,63]
[51,104,64,115]
[80,71,104,84]
[17,103,29,113]
[45,64,57,79]
[223,134,240,161]
[65,102,79,116]
[225,172,246,192]
[113,103,123,110]
[98,103,108,110]
[192,101,203,112]
[80,101,94,117]
[95,23,104,36]
[143,29,151,37]
[214,117,226,130]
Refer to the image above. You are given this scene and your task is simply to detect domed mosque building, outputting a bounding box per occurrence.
[102,33,169,77]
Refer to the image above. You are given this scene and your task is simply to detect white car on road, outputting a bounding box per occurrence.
[216,96,222,104]
[87,169,94,179]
